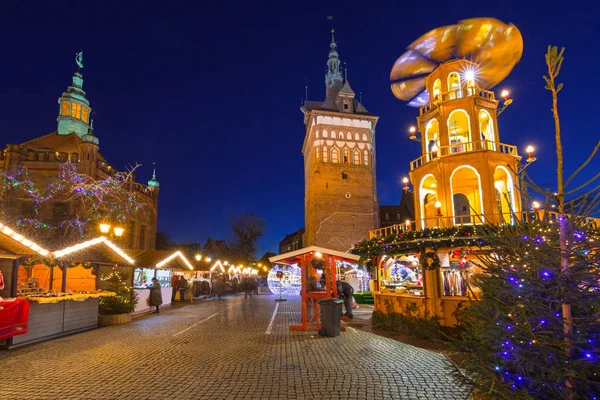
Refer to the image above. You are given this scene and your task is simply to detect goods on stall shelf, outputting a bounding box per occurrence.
[24,291,116,304]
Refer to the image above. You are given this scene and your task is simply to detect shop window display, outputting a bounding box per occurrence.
[380,256,424,295]
[155,269,172,288]
[133,267,155,288]
[441,256,482,297]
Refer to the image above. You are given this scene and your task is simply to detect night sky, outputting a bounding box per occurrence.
[1,1,598,255]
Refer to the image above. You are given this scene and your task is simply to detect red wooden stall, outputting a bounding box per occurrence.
[269,246,360,331]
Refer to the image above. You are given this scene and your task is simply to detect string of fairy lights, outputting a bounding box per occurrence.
[0,162,152,237]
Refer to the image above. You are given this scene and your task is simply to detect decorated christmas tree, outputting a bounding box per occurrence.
[451,47,600,399]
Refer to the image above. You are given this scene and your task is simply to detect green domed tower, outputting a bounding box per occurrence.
[57,51,93,140]
[148,162,160,189]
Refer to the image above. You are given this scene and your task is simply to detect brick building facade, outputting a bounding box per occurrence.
[301,30,379,251]
[0,54,159,250]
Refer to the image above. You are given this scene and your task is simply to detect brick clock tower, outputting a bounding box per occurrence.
[301,29,379,251]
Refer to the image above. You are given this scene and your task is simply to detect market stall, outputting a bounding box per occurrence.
[0,232,129,348]
[130,250,193,315]
[372,247,483,326]
[270,246,360,331]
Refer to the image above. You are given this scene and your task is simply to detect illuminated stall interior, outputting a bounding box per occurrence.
[379,255,423,296]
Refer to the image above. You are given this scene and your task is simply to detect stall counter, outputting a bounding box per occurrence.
[133,286,172,316]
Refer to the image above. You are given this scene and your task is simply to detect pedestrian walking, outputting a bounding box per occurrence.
[242,276,255,299]
[148,277,163,313]
[213,276,224,300]
[253,277,259,295]
[177,275,189,301]
[336,280,355,319]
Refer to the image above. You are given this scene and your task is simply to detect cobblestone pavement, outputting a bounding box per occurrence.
[0,295,470,400]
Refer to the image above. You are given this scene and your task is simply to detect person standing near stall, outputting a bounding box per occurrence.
[171,274,179,302]
[177,275,189,302]
[336,280,355,319]
[148,277,163,314]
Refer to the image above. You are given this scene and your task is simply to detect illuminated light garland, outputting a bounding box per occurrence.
[156,250,193,270]
[53,236,134,264]
[267,264,301,296]
[1,162,153,238]
[210,260,225,272]
[0,222,50,256]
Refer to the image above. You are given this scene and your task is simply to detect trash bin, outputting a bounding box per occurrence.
[318,298,343,337]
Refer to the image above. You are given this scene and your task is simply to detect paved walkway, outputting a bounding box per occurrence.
[0,295,470,400]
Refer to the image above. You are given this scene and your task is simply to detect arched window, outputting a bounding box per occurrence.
[354,133,359,141]
[385,214,389,220]
[396,214,401,220]
[425,119,439,161]
[330,131,335,139]
[447,109,471,153]
[447,72,461,99]
[316,147,320,162]
[322,147,328,162]
[331,148,339,163]
[346,132,352,140]
[432,79,441,100]
[450,165,484,225]
[343,148,349,164]
[315,130,319,139]
[353,151,360,165]
[338,132,343,139]
[362,133,368,141]
[478,110,496,150]
[322,130,328,138]
[363,150,369,165]
[82,108,89,123]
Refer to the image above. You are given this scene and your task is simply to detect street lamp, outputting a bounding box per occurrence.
[99,222,124,238]
[195,254,202,261]
[402,177,410,191]
[99,222,111,234]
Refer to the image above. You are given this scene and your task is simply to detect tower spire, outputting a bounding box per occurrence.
[148,162,160,188]
[325,28,343,93]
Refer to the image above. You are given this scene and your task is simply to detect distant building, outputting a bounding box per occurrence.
[380,191,415,227]
[202,238,230,259]
[301,29,379,251]
[0,53,158,250]
[279,228,305,254]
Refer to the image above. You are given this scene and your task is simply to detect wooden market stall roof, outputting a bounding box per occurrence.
[127,250,193,270]
[268,245,360,265]
[0,222,50,257]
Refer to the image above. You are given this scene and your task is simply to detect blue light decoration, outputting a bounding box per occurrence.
[268,264,301,296]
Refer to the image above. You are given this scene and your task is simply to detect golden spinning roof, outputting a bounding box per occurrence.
[390,18,523,107]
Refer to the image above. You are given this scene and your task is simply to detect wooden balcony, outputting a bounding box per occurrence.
[369,211,600,239]
[419,88,496,116]
[409,140,518,171]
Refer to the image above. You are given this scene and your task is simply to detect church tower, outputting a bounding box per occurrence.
[301,30,379,251]
[57,51,93,140]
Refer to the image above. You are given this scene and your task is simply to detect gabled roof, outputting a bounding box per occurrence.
[303,81,372,116]
[129,250,193,270]
[269,245,360,265]
[338,81,355,97]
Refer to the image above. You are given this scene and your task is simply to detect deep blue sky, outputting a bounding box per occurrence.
[1,1,598,255]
